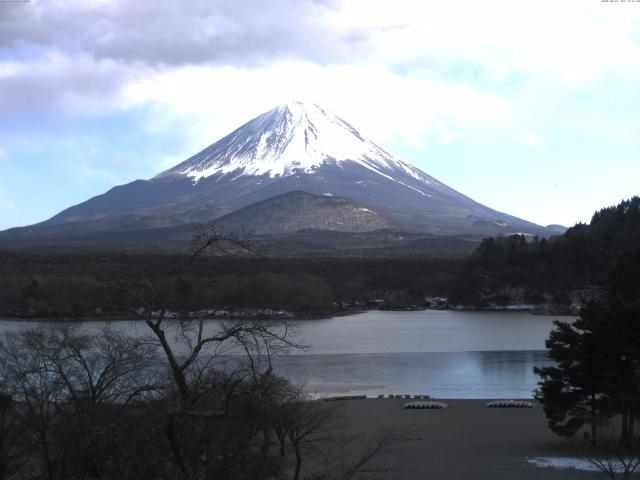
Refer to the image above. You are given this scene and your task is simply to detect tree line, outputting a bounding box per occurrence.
[450,196,640,308]
[0,250,461,319]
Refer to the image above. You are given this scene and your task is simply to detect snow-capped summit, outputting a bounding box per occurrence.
[158,101,434,188]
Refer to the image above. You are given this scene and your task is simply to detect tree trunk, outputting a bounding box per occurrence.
[40,433,55,480]
[292,444,302,480]
[279,436,286,457]
[146,320,190,402]
[165,413,189,479]
[0,436,6,480]
[622,411,631,447]
[591,395,598,447]
[261,429,271,455]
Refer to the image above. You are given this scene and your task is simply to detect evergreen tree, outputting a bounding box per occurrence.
[534,313,610,445]
[535,297,640,445]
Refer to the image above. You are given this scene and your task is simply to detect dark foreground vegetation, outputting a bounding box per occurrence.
[0,323,404,480]
[534,280,640,477]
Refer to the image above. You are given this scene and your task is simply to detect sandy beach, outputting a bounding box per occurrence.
[333,399,599,479]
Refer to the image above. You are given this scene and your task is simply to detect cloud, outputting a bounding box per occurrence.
[0,0,372,120]
[518,132,546,147]
[0,0,362,67]
[0,149,6,158]
[439,132,458,144]
[4,0,639,78]
[342,0,640,81]
[121,62,511,153]
[1,0,639,130]
[0,52,148,122]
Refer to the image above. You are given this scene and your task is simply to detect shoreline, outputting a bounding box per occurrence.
[0,305,575,323]
[0,309,367,323]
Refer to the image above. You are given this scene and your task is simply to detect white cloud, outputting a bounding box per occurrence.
[518,132,546,147]
[340,0,640,81]
[0,149,6,158]
[3,0,639,127]
[0,52,148,119]
[439,132,458,144]
[122,62,511,152]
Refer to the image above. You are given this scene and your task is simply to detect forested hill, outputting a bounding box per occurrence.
[450,196,640,307]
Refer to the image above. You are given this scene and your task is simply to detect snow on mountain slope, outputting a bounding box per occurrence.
[9,100,557,241]
[158,101,439,195]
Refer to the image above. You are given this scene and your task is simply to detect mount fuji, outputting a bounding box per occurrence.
[0,101,562,249]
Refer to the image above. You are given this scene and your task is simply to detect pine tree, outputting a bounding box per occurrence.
[535,299,640,446]
[534,314,609,445]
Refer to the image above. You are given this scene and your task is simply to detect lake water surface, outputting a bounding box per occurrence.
[0,310,570,399]
[276,310,563,398]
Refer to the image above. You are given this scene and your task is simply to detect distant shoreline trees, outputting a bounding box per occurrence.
[451,196,640,308]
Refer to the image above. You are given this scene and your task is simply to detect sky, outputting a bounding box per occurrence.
[0,0,639,230]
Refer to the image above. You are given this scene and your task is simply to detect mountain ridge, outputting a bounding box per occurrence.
[1,101,564,248]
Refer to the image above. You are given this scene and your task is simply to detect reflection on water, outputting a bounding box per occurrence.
[272,350,553,399]
[0,310,565,398]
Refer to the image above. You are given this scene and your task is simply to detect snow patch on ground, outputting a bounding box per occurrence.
[525,456,626,472]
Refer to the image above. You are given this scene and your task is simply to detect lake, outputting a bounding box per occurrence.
[0,310,569,399]
[275,310,563,398]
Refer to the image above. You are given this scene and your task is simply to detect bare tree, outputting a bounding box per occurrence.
[117,226,298,402]
[274,392,410,480]
[0,324,162,480]
[312,428,409,480]
[117,226,303,479]
[0,392,21,480]
[283,399,342,480]
[0,329,67,480]
[29,324,158,408]
[40,324,159,478]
